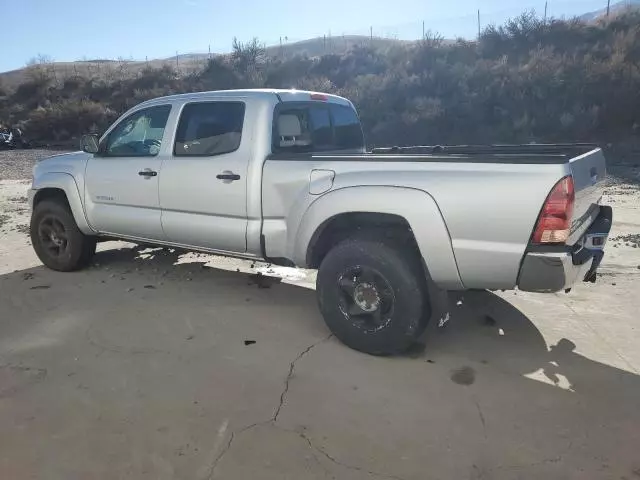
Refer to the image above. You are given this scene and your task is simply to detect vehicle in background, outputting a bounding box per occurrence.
[27,89,612,355]
[0,126,29,149]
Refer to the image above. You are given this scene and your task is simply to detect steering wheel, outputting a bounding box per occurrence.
[144,139,161,147]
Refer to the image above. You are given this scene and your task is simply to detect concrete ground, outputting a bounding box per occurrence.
[1,163,640,479]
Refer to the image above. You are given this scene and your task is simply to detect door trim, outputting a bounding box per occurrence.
[96,233,261,260]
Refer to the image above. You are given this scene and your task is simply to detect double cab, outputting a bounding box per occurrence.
[29,89,612,355]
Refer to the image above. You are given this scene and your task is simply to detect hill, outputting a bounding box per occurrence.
[580,0,640,20]
[0,36,407,89]
[2,11,640,149]
[162,36,409,62]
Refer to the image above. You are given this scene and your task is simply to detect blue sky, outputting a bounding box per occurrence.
[0,0,616,72]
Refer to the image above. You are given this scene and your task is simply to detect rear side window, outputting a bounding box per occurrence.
[331,104,363,149]
[273,102,364,153]
[174,102,245,156]
[308,105,333,147]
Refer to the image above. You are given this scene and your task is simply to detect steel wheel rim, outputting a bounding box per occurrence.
[38,215,69,258]
[336,265,395,333]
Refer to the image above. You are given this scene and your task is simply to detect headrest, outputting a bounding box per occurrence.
[278,114,302,137]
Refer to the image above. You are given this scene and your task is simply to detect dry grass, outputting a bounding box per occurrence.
[0,36,407,88]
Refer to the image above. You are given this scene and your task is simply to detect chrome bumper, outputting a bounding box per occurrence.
[517,206,612,293]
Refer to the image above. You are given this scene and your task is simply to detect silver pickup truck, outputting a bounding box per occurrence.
[29,89,612,355]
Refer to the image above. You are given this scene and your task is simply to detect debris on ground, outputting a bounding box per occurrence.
[611,234,640,248]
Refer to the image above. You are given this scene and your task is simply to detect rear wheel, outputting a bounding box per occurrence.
[316,235,431,355]
[30,199,96,271]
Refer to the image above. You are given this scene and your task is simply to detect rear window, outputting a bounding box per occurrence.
[273,102,364,153]
[174,101,245,156]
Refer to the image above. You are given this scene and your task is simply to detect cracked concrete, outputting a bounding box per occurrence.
[473,398,487,440]
[273,335,334,422]
[204,334,335,479]
[205,334,406,480]
[2,177,640,479]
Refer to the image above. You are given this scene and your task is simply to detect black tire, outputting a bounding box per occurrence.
[316,236,431,355]
[30,199,96,272]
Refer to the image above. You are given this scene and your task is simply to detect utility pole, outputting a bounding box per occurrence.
[607,0,611,17]
[477,9,481,40]
[422,20,425,39]
[544,1,548,23]
[323,34,326,52]
[370,26,373,45]
[208,44,211,60]
[175,51,179,70]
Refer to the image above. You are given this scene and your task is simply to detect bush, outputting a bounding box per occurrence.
[26,100,115,141]
[2,11,640,146]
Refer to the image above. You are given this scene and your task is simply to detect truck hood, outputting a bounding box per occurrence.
[36,150,88,164]
[33,151,91,177]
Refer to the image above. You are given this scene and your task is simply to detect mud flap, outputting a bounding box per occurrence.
[583,250,604,283]
[426,280,452,331]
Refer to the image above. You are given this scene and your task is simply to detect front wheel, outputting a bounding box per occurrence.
[30,199,96,272]
[316,236,431,355]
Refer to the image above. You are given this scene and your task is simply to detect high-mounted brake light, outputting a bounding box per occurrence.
[532,176,575,244]
[310,93,328,101]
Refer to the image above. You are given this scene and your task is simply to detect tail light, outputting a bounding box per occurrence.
[532,176,575,244]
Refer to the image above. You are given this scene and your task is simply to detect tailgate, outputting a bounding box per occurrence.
[567,148,607,246]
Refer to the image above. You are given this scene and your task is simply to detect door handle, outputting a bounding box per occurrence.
[138,169,157,178]
[216,172,241,182]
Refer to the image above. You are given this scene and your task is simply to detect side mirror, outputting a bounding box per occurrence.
[80,134,99,154]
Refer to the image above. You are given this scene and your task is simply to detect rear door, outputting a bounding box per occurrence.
[84,104,172,240]
[159,100,249,252]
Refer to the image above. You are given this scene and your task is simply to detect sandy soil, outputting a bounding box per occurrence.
[1,150,640,479]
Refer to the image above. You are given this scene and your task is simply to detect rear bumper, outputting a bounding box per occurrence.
[517,206,612,293]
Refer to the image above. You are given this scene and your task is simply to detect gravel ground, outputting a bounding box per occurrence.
[0,149,72,181]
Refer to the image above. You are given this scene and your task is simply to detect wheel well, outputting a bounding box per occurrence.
[33,188,70,209]
[306,212,418,268]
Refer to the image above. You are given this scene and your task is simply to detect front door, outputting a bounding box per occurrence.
[84,104,172,240]
[159,100,249,252]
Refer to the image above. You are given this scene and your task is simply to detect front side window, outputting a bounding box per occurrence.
[105,105,171,157]
[174,102,245,156]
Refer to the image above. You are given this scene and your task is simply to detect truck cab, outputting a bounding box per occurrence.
[68,90,361,256]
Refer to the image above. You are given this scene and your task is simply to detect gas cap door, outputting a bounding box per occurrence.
[309,169,335,195]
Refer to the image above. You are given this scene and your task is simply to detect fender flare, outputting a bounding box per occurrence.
[31,172,94,235]
[292,186,464,290]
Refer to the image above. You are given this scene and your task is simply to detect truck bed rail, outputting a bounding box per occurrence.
[371,143,599,157]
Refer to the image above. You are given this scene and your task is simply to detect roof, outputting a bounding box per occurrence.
[139,88,352,107]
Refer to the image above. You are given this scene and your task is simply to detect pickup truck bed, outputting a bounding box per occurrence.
[262,144,608,291]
